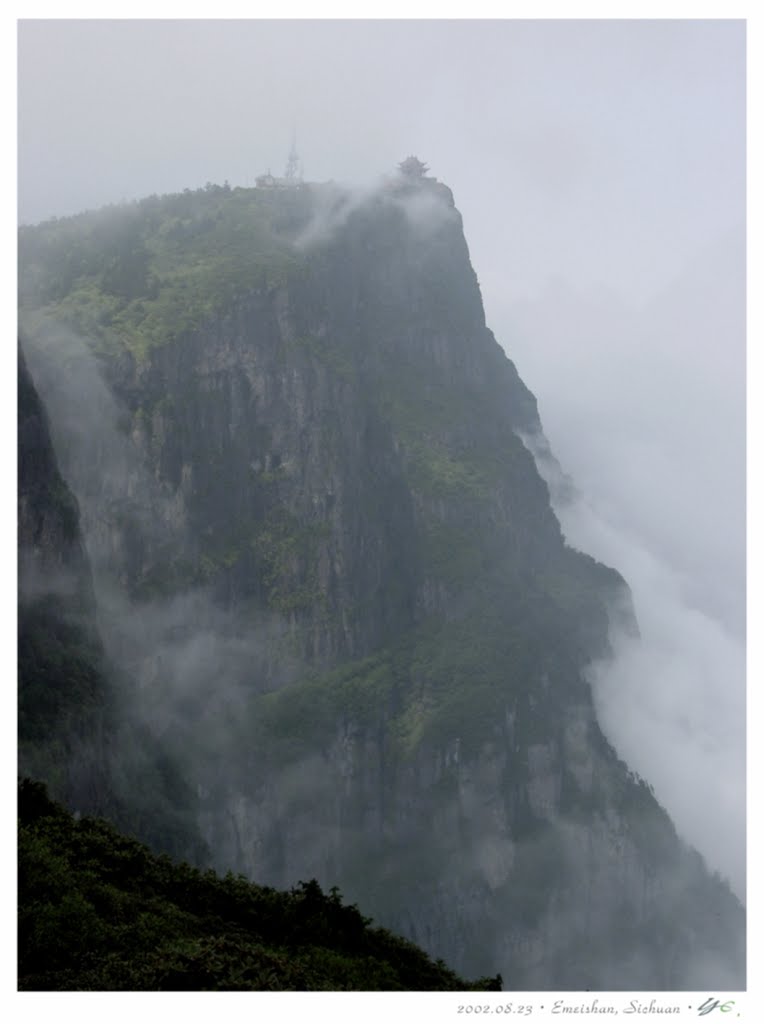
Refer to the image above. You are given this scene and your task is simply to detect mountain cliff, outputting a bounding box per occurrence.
[18,169,745,989]
[18,344,108,804]
[18,344,208,863]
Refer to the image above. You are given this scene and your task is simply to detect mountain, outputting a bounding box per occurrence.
[18,168,745,990]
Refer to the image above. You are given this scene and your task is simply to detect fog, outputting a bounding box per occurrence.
[507,234,746,897]
[17,16,745,904]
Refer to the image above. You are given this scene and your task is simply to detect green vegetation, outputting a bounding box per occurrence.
[406,439,491,498]
[252,510,329,614]
[286,332,355,379]
[18,596,104,748]
[377,364,501,498]
[245,576,580,772]
[177,503,329,612]
[19,185,306,362]
[420,521,484,583]
[18,780,501,991]
[250,647,401,765]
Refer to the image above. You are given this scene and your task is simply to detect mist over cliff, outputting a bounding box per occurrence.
[18,167,745,991]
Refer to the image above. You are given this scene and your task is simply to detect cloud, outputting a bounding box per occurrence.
[293,181,378,250]
[509,229,745,900]
[292,174,458,252]
[391,186,459,235]
[561,488,745,899]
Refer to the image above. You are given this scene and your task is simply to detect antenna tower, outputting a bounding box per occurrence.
[284,129,302,181]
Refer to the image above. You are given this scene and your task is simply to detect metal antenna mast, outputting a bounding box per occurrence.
[284,127,301,181]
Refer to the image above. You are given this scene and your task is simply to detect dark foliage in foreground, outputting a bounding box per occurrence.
[18,779,502,991]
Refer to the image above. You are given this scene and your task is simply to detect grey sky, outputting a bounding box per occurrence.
[18,20,744,298]
[17,18,746,892]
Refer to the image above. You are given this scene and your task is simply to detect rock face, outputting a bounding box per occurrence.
[18,344,207,863]
[18,174,745,989]
[18,345,110,807]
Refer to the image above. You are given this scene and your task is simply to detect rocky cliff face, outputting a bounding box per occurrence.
[18,344,208,863]
[18,174,744,989]
[18,345,110,806]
